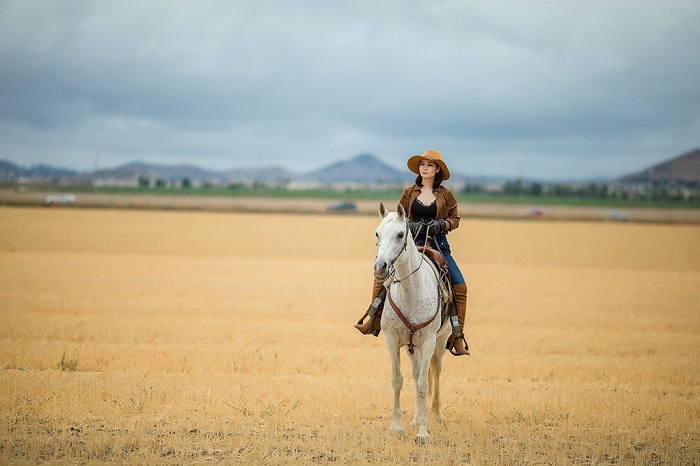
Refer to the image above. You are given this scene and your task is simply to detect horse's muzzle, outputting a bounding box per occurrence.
[374,259,389,282]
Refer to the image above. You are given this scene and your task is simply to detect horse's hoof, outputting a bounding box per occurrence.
[389,425,405,435]
[415,434,429,446]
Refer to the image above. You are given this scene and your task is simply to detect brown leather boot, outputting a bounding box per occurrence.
[353,319,373,334]
[448,283,470,356]
[354,281,385,336]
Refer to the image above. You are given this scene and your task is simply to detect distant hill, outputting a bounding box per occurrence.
[224,166,295,184]
[302,153,408,183]
[5,151,621,187]
[304,153,498,186]
[616,149,700,186]
[89,161,225,183]
[0,160,20,180]
[69,160,295,185]
[0,159,79,181]
[0,154,502,187]
[119,161,221,181]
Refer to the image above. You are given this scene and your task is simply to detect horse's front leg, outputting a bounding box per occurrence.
[386,337,404,435]
[430,324,449,423]
[410,350,421,428]
[430,346,445,423]
[410,338,436,444]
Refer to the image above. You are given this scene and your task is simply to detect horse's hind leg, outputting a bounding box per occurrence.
[387,341,404,434]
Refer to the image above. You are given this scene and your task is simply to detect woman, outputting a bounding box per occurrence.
[354,150,469,356]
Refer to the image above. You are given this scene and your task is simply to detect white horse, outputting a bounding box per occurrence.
[374,202,451,445]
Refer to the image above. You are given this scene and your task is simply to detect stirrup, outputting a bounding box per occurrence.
[446,334,470,356]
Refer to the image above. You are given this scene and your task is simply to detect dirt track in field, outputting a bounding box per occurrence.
[0,206,698,464]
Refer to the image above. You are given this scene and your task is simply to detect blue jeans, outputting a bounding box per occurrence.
[415,234,466,286]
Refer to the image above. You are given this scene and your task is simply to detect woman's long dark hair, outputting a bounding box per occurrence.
[415,170,444,188]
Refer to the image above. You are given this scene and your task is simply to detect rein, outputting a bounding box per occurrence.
[387,221,424,284]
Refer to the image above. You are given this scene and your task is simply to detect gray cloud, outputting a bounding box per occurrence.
[0,0,698,179]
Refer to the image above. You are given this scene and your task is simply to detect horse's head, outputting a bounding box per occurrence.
[374,202,411,281]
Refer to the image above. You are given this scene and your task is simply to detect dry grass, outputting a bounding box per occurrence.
[0,205,698,465]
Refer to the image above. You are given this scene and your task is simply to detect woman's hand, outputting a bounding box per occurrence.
[409,221,426,238]
[425,219,446,235]
[409,219,446,239]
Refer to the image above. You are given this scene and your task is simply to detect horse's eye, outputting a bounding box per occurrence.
[397,232,404,240]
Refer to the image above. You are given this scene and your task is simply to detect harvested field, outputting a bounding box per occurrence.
[0,205,698,464]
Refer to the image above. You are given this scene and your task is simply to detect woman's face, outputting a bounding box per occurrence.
[419,159,440,178]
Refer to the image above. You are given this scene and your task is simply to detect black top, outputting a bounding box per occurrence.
[411,198,437,221]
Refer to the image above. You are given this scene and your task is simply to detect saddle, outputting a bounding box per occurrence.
[417,243,445,268]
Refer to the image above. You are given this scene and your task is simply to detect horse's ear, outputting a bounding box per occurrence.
[397,203,406,220]
[379,202,388,219]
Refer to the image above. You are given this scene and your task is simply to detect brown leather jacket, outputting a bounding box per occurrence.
[398,184,460,233]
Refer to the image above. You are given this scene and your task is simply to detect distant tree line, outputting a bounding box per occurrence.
[462,180,700,203]
[136,176,274,190]
[138,176,191,188]
[134,174,698,203]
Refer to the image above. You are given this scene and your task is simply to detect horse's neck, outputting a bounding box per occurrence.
[393,244,423,288]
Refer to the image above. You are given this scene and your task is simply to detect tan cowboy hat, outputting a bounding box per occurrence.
[407,149,451,180]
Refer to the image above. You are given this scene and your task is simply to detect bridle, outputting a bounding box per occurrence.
[378,220,424,285]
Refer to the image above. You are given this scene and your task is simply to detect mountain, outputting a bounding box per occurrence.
[116,161,223,181]
[0,159,79,181]
[616,149,700,186]
[303,153,408,183]
[69,160,295,185]
[0,160,20,180]
[18,149,691,187]
[0,154,495,186]
[81,161,228,183]
[223,166,295,183]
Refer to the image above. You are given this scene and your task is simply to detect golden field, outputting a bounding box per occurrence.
[0,205,698,465]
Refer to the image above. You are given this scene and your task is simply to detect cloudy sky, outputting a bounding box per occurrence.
[1,1,699,180]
